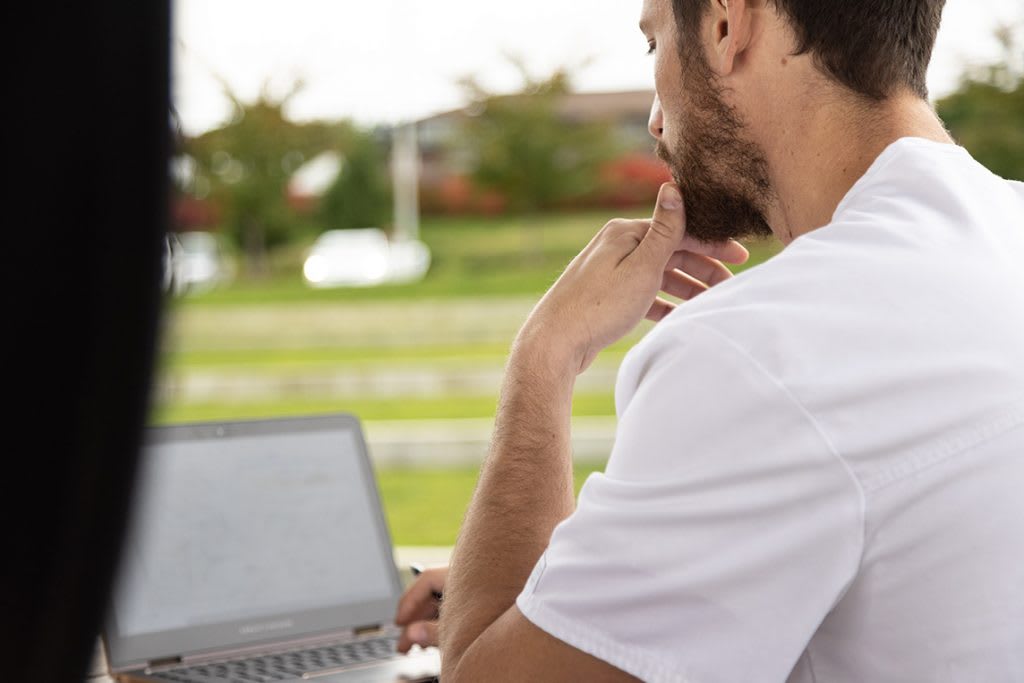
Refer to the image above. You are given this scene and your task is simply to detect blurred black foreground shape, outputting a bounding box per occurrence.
[0,1,170,681]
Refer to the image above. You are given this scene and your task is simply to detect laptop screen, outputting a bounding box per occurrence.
[105,414,403,670]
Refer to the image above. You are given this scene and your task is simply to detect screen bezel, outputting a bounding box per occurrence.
[103,413,403,671]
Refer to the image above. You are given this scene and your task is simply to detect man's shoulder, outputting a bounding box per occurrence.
[650,240,834,349]
[629,220,935,385]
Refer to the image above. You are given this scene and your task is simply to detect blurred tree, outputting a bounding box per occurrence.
[318,128,393,232]
[937,25,1024,181]
[182,79,352,278]
[457,58,620,214]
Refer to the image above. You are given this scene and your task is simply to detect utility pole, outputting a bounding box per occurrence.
[391,121,421,242]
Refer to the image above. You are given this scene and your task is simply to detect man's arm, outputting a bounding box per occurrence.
[437,330,577,664]
[436,184,748,680]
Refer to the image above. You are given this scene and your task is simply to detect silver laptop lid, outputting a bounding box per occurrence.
[104,413,403,671]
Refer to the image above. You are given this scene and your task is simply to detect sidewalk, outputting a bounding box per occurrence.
[87,546,453,682]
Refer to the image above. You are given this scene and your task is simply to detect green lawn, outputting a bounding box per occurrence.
[158,339,637,374]
[377,462,609,547]
[152,392,617,424]
[172,210,783,306]
[160,342,520,371]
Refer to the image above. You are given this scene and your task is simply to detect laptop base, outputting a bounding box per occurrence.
[114,647,440,683]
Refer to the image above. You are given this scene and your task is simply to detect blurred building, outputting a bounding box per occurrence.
[175,89,670,230]
[416,89,669,214]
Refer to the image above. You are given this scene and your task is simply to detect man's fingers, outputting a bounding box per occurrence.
[395,585,441,625]
[637,183,686,264]
[671,235,749,264]
[665,251,735,287]
[396,620,440,654]
[632,183,749,266]
[646,297,677,322]
[646,268,711,324]
[662,269,709,301]
[705,239,750,265]
[395,568,446,625]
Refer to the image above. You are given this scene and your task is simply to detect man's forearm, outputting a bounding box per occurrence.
[436,183,704,675]
[438,335,577,667]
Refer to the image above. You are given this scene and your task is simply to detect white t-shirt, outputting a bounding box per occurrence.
[516,137,1024,683]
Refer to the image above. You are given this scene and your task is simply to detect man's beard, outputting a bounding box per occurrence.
[655,48,775,243]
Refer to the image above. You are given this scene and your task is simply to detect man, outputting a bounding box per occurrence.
[396,0,1024,680]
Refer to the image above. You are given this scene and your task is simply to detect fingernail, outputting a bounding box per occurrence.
[659,185,682,210]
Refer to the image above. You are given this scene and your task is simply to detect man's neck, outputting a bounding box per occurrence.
[763,92,954,245]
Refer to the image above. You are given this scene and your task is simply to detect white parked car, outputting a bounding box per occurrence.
[302,228,431,288]
[163,231,232,296]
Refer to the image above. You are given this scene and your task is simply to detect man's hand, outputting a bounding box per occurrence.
[395,566,448,653]
[516,183,748,374]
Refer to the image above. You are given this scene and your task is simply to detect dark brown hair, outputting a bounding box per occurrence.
[671,0,946,100]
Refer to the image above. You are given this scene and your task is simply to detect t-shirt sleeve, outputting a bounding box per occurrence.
[516,322,865,683]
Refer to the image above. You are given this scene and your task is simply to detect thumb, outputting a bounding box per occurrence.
[638,183,686,265]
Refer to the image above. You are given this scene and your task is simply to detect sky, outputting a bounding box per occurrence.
[173,0,1023,137]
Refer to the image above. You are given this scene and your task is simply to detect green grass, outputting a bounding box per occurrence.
[171,211,608,306]
[160,342,519,371]
[151,392,617,424]
[172,210,784,306]
[158,339,639,374]
[377,462,609,547]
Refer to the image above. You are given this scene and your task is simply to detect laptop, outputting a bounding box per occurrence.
[102,413,441,683]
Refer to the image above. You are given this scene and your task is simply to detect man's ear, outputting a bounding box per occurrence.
[710,0,754,76]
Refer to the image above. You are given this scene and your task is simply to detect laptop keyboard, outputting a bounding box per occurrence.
[150,635,400,683]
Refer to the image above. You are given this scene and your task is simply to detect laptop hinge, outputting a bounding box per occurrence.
[354,624,383,636]
[146,655,183,671]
